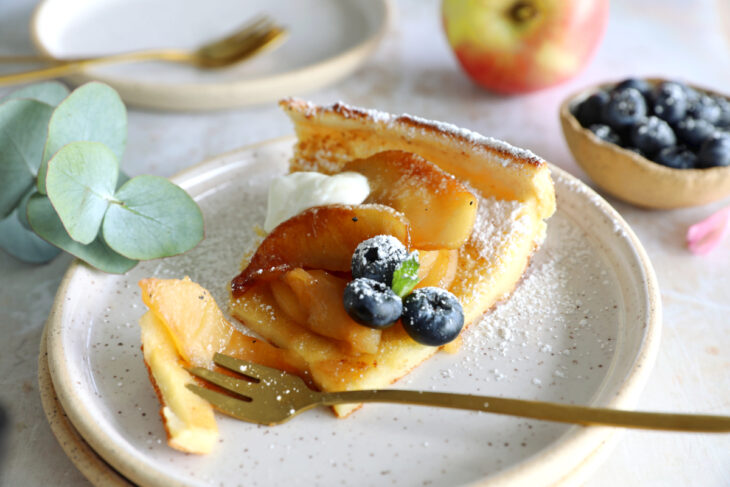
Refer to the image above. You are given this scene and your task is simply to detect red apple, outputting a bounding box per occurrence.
[442,0,609,94]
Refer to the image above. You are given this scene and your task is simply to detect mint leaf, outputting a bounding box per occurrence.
[27,193,136,273]
[0,98,54,218]
[103,175,204,260]
[0,205,60,264]
[391,251,420,297]
[39,82,126,194]
[45,141,119,245]
[1,81,69,106]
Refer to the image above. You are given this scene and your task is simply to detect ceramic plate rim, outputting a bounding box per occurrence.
[28,0,393,111]
[45,137,662,487]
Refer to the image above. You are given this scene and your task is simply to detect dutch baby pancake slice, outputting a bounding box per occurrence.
[229,99,556,418]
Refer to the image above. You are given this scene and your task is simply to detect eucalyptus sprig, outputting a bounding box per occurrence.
[0,81,204,273]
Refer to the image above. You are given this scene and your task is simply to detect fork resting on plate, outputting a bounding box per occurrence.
[0,15,287,86]
[187,353,730,432]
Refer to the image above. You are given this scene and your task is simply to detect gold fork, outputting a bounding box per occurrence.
[0,15,287,87]
[187,353,730,431]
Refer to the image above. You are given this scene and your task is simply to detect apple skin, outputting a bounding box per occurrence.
[442,0,609,94]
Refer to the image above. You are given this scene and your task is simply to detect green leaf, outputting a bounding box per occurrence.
[103,175,204,260]
[45,141,119,245]
[27,193,136,273]
[0,206,60,264]
[0,98,54,217]
[117,170,131,190]
[391,251,421,298]
[16,187,35,230]
[38,82,126,193]
[1,81,70,106]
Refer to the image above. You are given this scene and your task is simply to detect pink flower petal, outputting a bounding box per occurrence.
[686,206,730,255]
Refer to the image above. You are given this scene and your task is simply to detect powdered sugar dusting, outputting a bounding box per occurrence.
[409,210,621,402]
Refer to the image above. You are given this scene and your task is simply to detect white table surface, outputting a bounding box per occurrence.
[1,0,728,485]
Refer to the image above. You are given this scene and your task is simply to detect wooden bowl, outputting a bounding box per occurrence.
[560,79,730,209]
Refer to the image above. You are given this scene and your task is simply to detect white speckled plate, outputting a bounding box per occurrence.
[30,0,391,110]
[45,137,661,487]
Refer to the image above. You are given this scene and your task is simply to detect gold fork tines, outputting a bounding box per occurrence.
[0,15,288,86]
[186,353,730,432]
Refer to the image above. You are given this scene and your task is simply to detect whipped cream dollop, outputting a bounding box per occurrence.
[264,171,370,232]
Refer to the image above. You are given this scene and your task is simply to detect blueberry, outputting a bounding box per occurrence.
[351,235,407,286]
[401,288,464,346]
[343,278,402,328]
[629,116,677,156]
[589,124,622,145]
[602,87,647,129]
[697,133,730,168]
[573,91,609,127]
[713,96,730,128]
[614,78,652,98]
[650,82,688,124]
[674,117,716,149]
[653,146,697,169]
[682,85,701,105]
[687,94,721,124]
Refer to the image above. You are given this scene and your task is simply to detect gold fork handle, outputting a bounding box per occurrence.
[320,390,730,433]
[0,49,193,87]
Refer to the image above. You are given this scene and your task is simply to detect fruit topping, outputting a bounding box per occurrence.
[654,146,697,170]
[231,205,411,296]
[401,287,464,346]
[674,117,716,149]
[629,116,677,156]
[351,235,408,286]
[687,94,722,125]
[602,87,647,128]
[574,91,609,127]
[278,269,382,354]
[697,133,730,168]
[650,81,688,124]
[614,78,652,97]
[713,95,730,128]
[343,277,403,329]
[589,123,621,145]
[344,151,477,250]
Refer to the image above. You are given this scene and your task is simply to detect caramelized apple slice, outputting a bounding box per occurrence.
[140,277,232,367]
[232,283,348,365]
[282,268,381,354]
[270,279,308,325]
[416,249,458,289]
[139,311,218,454]
[415,250,440,280]
[232,204,411,296]
[139,277,305,374]
[344,151,477,250]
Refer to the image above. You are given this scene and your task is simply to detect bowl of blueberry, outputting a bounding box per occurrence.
[560,77,730,209]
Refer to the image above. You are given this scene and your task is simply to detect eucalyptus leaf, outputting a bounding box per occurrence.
[103,175,204,260]
[117,170,131,190]
[1,81,70,106]
[16,188,35,230]
[0,98,53,217]
[45,141,119,245]
[0,207,60,264]
[39,82,126,193]
[27,193,137,274]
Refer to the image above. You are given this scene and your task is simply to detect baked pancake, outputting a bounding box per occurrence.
[229,100,556,417]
